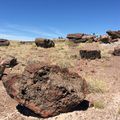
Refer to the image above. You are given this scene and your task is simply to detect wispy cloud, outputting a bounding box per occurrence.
[0,33,34,41]
[48,27,65,37]
[0,23,64,40]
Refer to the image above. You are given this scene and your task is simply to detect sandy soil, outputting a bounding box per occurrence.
[0,41,120,120]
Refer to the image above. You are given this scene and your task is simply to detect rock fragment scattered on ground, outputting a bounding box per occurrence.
[79,45,101,59]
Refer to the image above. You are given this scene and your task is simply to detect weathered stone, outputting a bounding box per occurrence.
[82,35,96,43]
[98,35,119,43]
[0,56,17,68]
[2,62,87,118]
[67,33,96,43]
[98,35,111,43]
[109,38,119,43]
[113,46,120,56]
[20,41,34,44]
[35,38,55,48]
[0,39,10,46]
[80,45,101,59]
[67,33,84,39]
[0,65,6,79]
[107,30,120,39]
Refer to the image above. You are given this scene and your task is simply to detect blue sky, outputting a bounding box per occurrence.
[0,0,120,40]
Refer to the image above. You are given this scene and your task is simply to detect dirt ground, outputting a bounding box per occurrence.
[0,41,120,120]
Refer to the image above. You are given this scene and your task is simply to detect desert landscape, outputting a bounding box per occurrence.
[0,31,120,120]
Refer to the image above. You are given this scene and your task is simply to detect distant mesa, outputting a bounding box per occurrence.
[35,38,55,48]
[0,39,10,46]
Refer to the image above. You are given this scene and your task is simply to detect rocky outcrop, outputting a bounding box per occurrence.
[2,62,87,118]
[0,39,10,46]
[80,45,101,59]
[106,30,120,39]
[35,38,55,48]
[67,33,96,43]
[112,46,120,56]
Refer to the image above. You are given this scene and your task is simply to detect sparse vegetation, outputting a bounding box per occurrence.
[94,100,105,109]
[85,76,107,93]
[0,40,120,120]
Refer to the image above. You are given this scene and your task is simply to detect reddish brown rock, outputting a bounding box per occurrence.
[67,33,96,43]
[0,65,6,79]
[109,38,119,43]
[98,35,111,43]
[113,46,120,56]
[80,45,101,60]
[0,56,17,68]
[35,38,55,48]
[2,62,87,118]
[0,39,10,46]
[106,30,120,39]
[67,33,84,39]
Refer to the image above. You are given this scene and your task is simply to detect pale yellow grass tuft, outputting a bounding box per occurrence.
[85,76,107,93]
[94,100,105,109]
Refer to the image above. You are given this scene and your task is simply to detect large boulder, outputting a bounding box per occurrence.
[35,38,55,48]
[2,62,87,118]
[106,30,120,39]
[112,46,120,56]
[80,44,101,59]
[0,39,10,46]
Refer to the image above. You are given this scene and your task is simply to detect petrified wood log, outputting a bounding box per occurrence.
[2,62,87,118]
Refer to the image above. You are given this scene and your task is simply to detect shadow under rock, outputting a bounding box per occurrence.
[16,100,90,118]
[16,104,40,118]
[71,100,90,111]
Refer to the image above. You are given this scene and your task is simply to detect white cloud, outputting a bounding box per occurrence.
[0,33,34,41]
[5,24,63,38]
[48,27,65,36]
[0,23,65,40]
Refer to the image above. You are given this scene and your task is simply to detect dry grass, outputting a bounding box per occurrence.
[118,108,120,114]
[94,100,105,109]
[85,76,107,93]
